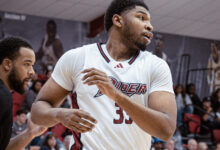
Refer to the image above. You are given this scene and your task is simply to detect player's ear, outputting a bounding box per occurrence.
[2,58,13,72]
[112,14,123,28]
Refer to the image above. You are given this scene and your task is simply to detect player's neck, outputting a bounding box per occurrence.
[106,32,138,61]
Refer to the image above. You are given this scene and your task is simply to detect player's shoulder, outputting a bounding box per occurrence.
[140,50,166,64]
[63,43,97,56]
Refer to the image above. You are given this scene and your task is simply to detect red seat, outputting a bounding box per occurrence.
[213,129,220,143]
[184,113,201,133]
[51,123,66,142]
[12,91,25,120]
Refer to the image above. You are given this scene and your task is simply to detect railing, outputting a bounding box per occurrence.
[186,68,213,99]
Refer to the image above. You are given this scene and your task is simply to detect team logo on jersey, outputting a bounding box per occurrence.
[94,76,147,97]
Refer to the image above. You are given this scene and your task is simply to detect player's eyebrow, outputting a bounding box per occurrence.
[136,10,151,19]
[136,10,148,15]
[24,60,33,63]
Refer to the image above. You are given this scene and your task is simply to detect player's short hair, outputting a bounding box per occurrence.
[104,0,149,32]
[0,37,33,64]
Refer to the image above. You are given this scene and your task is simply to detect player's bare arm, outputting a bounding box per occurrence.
[31,77,97,133]
[82,68,176,141]
[6,117,47,150]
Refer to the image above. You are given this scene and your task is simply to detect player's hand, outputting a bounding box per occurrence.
[82,68,119,100]
[56,108,97,133]
[27,116,47,137]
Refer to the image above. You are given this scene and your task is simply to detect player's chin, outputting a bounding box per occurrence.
[136,42,148,51]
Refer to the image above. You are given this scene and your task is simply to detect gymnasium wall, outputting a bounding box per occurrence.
[0,11,219,98]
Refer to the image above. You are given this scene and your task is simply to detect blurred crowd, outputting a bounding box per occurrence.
[9,19,220,150]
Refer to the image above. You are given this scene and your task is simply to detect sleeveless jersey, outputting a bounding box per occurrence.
[52,43,174,150]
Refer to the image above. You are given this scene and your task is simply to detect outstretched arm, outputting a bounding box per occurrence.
[31,77,97,133]
[6,117,47,150]
[82,68,177,141]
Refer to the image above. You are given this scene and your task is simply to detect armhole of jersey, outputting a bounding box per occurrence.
[72,45,90,92]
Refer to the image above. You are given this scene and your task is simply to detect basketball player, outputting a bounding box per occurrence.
[207,41,220,93]
[31,0,177,149]
[0,37,46,150]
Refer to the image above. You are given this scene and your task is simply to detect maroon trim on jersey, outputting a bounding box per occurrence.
[97,43,110,63]
[97,43,139,65]
[71,132,83,150]
[128,51,140,65]
[70,93,83,150]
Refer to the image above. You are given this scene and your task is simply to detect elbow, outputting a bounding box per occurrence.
[159,120,176,141]
[155,117,176,141]
[30,102,40,125]
[160,126,176,141]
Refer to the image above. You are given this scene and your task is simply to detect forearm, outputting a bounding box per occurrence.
[114,92,176,141]
[6,130,34,150]
[31,101,62,127]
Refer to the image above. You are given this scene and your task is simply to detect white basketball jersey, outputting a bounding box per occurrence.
[52,43,174,150]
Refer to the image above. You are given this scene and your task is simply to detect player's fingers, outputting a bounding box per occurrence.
[82,68,106,80]
[70,121,93,132]
[75,111,97,124]
[67,124,87,133]
[83,75,107,84]
[81,67,96,73]
[82,67,104,73]
[85,80,107,86]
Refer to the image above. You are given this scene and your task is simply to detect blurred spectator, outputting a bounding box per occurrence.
[60,95,72,109]
[38,66,53,84]
[186,139,198,150]
[211,88,220,112]
[40,133,59,150]
[22,80,43,111]
[198,142,208,150]
[28,135,43,150]
[215,143,220,150]
[213,105,220,129]
[36,19,63,73]
[11,109,27,138]
[164,138,175,150]
[186,83,202,114]
[175,84,193,127]
[27,72,39,90]
[63,135,72,150]
[153,34,170,65]
[207,41,220,94]
[151,137,164,150]
[173,129,184,150]
[199,98,215,134]
[46,68,53,80]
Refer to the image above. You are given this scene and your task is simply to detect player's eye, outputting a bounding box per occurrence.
[138,15,145,21]
[24,63,30,67]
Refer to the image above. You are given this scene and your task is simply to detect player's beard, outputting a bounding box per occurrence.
[122,22,147,51]
[8,67,26,94]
